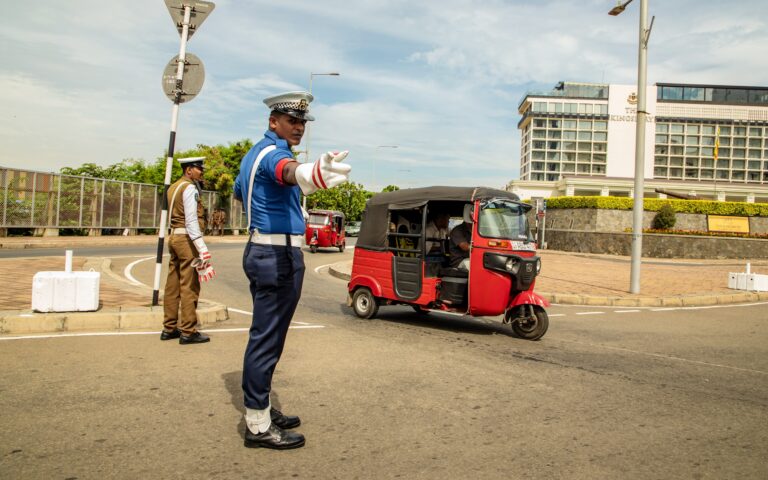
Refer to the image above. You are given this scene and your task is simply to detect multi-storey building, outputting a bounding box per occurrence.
[510,81,768,203]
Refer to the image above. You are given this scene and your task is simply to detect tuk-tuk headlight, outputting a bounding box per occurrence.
[536,257,542,274]
[505,258,519,274]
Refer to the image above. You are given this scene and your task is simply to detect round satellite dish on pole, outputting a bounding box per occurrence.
[161,53,205,104]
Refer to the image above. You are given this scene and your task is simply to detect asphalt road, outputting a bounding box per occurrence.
[1,243,767,479]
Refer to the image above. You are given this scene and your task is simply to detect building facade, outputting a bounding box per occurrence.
[510,81,768,202]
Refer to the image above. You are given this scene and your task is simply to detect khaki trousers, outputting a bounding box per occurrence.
[163,234,201,335]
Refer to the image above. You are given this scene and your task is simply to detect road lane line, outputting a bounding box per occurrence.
[615,310,641,313]
[559,339,768,376]
[549,314,566,317]
[124,255,156,286]
[575,311,605,315]
[227,308,313,325]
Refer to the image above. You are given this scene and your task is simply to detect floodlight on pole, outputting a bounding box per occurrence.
[609,0,652,294]
[302,72,340,210]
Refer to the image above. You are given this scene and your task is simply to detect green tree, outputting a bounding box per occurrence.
[305,182,372,221]
[381,185,400,192]
[652,203,677,230]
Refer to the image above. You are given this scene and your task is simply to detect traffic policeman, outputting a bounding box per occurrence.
[233,91,351,449]
[162,156,215,345]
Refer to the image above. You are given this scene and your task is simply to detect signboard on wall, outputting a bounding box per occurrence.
[708,215,750,233]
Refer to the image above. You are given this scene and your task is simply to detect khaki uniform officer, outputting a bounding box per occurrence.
[161,156,214,345]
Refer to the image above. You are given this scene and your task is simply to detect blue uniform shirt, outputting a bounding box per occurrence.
[234,130,305,235]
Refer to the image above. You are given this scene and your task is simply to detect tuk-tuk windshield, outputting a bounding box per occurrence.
[477,199,531,241]
[308,214,330,226]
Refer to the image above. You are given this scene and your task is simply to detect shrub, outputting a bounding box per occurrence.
[652,203,677,229]
[545,196,768,216]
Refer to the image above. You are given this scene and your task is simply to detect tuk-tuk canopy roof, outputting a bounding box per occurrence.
[358,186,524,250]
[307,209,345,218]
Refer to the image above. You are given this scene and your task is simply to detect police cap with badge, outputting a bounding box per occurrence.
[178,156,206,171]
[264,91,315,121]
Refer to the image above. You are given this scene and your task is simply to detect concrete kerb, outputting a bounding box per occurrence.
[328,261,768,308]
[0,257,229,335]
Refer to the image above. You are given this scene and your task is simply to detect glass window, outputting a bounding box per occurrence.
[727,89,748,102]
[749,138,761,148]
[748,160,761,169]
[563,131,577,140]
[554,103,563,113]
[656,123,669,133]
[547,141,559,149]
[732,171,745,180]
[593,143,607,152]
[701,125,716,135]
[564,103,578,113]
[749,127,762,136]
[670,157,683,166]
[562,152,576,161]
[669,168,682,178]
[686,125,700,134]
[593,154,606,163]
[701,169,713,179]
[577,164,590,173]
[748,90,768,104]
[748,149,761,159]
[577,142,592,151]
[532,151,545,160]
[685,147,699,155]
[720,126,731,135]
[733,137,746,146]
[597,104,608,114]
[578,120,592,130]
[594,121,607,130]
[594,132,607,141]
[685,158,699,167]
[716,170,729,179]
[578,153,591,161]
[732,148,746,158]
[563,120,577,129]
[670,124,684,133]
[670,146,684,155]
[562,141,576,150]
[734,126,746,135]
[655,156,668,166]
[685,169,698,179]
[717,159,729,168]
[533,141,545,149]
[547,130,562,139]
[532,162,544,170]
[578,104,593,114]
[732,159,745,169]
[662,86,683,100]
[701,136,715,146]
[654,167,668,177]
[656,134,669,143]
[701,147,714,156]
[534,119,546,128]
[685,136,699,145]
[533,129,546,138]
[546,152,560,161]
[720,137,730,146]
[562,163,575,172]
[670,135,684,144]
[578,131,592,141]
[592,165,605,174]
[701,158,714,167]
[655,146,669,155]
[683,87,705,101]
[549,120,561,128]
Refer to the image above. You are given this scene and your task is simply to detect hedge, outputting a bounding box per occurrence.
[544,196,768,216]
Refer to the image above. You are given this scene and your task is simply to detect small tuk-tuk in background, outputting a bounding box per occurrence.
[347,186,549,340]
[305,209,346,253]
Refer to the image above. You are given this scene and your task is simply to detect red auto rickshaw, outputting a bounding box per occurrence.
[305,209,346,253]
[347,186,549,340]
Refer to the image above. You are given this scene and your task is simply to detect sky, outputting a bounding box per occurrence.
[1,0,767,191]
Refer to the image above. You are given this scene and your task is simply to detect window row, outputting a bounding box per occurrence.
[532,140,607,151]
[529,162,607,174]
[654,146,767,159]
[653,168,768,182]
[657,86,768,105]
[655,124,767,137]
[655,135,767,148]
[533,130,608,141]
[531,151,607,162]
[654,156,767,169]
[533,119,608,130]
[531,102,609,115]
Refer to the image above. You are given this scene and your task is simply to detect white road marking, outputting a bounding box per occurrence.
[227,308,315,326]
[124,256,155,286]
[559,339,768,376]
[614,310,641,313]
[548,313,566,317]
[575,311,605,315]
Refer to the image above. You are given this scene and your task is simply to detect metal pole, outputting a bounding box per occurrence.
[30,172,36,227]
[629,0,648,294]
[302,73,314,211]
[78,177,84,228]
[153,4,192,306]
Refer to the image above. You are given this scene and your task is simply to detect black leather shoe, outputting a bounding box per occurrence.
[271,407,301,429]
[160,329,181,341]
[179,332,210,344]
[244,423,305,450]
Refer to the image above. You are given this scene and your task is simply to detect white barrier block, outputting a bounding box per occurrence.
[32,271,100,312]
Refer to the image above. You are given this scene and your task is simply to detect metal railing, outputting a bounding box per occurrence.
[0,167,247,231]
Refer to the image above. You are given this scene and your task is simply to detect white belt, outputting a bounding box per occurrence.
[171,227,187,234]
[250,233,304,247]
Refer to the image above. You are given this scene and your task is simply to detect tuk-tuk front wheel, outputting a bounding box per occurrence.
[506,305,548,341]
[309,245,318,253]
[352,288,378,319]
[339,242,345,253]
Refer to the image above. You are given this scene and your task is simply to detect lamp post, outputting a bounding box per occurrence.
[375,145,399,192]
[302,72,340,210]
[609,0,653,294]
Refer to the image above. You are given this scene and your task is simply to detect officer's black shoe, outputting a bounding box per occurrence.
[160,329,181,341]
[244,423,305,450]
[271,407,301,429]
[179,332,210,345]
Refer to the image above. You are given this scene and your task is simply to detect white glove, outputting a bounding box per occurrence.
[193,237,211,267]
[295,151,351,195]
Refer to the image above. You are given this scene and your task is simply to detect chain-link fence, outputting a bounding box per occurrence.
[0,167,247,232]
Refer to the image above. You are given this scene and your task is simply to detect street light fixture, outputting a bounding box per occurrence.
[374,145,398,192]
[609,0,653,294]
[302,72,340,209]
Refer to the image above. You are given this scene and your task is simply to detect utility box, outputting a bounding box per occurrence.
[727,272,768,292]
[32,271,100,312]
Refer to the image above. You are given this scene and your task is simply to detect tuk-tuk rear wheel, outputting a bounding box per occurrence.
[508,305,549,341]
[339,243,345,253]
[309,245,318,253]
[352,288,378,319]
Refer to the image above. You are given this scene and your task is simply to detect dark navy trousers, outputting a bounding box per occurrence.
[242,242,305,409]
